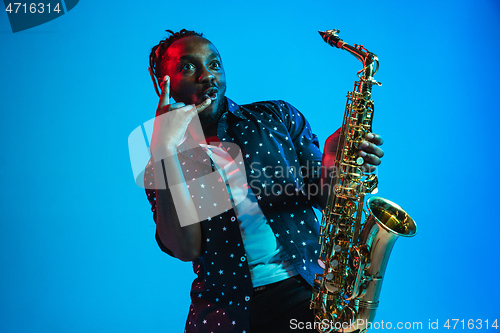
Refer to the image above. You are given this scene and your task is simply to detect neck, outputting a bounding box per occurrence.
[202,124,218,139]
[197,97,226,142]
[188,121,218,144]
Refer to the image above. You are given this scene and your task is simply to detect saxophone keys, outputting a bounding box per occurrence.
[356,156,364,165]
[325,280,339,293]
[341,306,357,326]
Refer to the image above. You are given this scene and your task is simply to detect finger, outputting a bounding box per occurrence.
[359,150,382,166]
[169,102,186,111]
[366,133,384,146]
[157,104,194,119]
[361,164,377,173]
[158,75,170,109]
[195,98,212,113]
[174,104,195,112]
[360,141,384,158]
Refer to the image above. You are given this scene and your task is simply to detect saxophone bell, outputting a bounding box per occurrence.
[351,197,417,331]
[366,197,417,238]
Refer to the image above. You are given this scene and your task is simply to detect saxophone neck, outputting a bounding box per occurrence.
[319,29,381,85]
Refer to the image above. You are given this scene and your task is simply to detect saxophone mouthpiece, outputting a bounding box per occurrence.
[319,29,345,49]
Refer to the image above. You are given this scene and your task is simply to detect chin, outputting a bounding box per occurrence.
[215,94,226,111]
[199,97,225,124]
[206,95,224,112]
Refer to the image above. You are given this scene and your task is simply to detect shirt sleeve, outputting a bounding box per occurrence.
[144,159,175,257]
[273,101,324,206]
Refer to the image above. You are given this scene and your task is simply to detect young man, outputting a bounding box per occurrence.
[144,29,384,333]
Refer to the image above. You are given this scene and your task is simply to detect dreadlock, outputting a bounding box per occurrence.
[148,29,204,95]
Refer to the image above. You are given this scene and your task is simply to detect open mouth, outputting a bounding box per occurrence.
[203,87,219,101]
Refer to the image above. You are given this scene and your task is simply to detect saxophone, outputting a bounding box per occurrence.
[309,29,417,333]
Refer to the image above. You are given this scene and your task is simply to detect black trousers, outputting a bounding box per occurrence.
[249,275,316,332]
[249,275,361,333]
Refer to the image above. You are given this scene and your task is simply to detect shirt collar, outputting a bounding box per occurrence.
[225,97,247,120]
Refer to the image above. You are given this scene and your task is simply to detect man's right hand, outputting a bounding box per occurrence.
[150,75,206,261]
[150,75,212,161]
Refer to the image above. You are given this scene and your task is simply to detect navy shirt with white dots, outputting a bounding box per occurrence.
[145,97,324,333]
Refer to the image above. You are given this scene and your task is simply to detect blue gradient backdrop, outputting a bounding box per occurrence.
[1,0,499,332]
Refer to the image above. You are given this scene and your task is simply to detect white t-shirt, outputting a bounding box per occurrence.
[201,144,298,287]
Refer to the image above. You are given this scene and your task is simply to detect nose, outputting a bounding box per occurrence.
[198,65,215,83]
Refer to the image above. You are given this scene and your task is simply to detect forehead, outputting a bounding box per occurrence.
[166,36,220,61]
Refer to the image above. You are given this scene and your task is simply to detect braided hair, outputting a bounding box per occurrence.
[148,29,204,96]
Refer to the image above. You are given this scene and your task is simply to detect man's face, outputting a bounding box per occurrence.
[162,36,227,124]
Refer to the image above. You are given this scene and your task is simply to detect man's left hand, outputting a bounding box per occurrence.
[358,133,384,172]
[323,129,384,173]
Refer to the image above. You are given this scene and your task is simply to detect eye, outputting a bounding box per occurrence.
[181,63,195,71]
[210,61,221,69]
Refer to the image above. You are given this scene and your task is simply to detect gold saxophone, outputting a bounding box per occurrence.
[310,29,417,333]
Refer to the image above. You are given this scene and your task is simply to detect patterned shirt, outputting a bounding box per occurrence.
[145,97,324,333]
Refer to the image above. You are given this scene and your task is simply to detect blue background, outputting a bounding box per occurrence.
[1,0,499,332]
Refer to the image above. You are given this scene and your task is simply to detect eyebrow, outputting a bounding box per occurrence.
[178,52,220,61]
